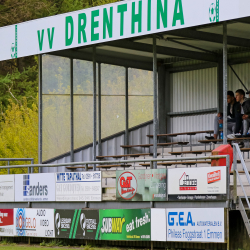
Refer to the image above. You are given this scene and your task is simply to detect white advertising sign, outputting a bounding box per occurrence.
[15,173,55,202]
[151,209,166,241]
[0,175,14,202]
[0,209,14,236]
[56,171,102,201]
[0,0,250,62]
[14,208,54,237]
[168,167,227,201]
[166,208,225,243]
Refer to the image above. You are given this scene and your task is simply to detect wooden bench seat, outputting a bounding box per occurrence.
[67,164,132,170]
[169,150,212,155]
[139,161,211,167]
[96,153,158,159]
[147,130,214,138]
[66,166,93,170]
[120,142,189,148]
[199,138,250,144]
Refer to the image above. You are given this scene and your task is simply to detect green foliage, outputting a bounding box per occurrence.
[39,239,67,247]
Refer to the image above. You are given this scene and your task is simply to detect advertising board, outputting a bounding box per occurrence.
[54,209,99,239]
[166,208,225,243]
[55,172,102,201]
[98,209,151,241]
[168,167,227,201]
[0,0,250,62]
[15,173,55,202]
[14,208,54,237]
[0,175,14,202]
[151,209,166,241]
[0,209,14,236]
[116,169,167,201]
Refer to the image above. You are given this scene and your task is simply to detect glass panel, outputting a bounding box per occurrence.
[128,68,153,128]
[42,55,70,162]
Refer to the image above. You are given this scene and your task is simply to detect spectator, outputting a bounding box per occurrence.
[206,91,242,140]
[235,89,250,136]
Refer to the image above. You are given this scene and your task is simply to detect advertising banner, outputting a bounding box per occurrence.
[97,209,151,241]
[54,209,99,239]
[0,175,14,202]
[0,209,14,236]
[168,167,227,201]
[166,208,225,243]
[15,173,56,202]
[0,0,250,62]
[116,169,167,201]
[151,209,166,242]
[14,208,54,237]
[56,172,102,202]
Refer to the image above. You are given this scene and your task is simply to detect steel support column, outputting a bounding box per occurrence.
[217,57,223,114]
[70,58,74,164]
[38,55,42,173]
[153,36,158,169]
[125,67,129,154]
[98,63,102,157]
[93,46,97,170]
[223,23,228,144]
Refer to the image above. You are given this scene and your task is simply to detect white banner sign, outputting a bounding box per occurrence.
[0,209,14,236]
[15,173,55,202]
[56,171,102,201]
[0,175,14,202]
[0,0,250,62]
[151,209,166,241]
[166,208,225,243]
[168,167,227,201]
[14,208,54,237]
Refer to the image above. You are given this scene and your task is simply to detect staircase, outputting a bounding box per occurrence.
[233,143,250,237]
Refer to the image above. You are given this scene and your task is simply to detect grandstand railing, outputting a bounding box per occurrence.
[0,158,34,174]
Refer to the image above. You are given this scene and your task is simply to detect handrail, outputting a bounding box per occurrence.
[0,155,227,170]
[233,143,250,206]
[0,158,34,174]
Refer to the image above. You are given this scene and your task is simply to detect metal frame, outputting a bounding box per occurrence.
[93,46,97,171]
[70,58,74,164]
[0,158,34,174]
[38,54,42,173]
[98,62,102,157]
[125,67,129,154]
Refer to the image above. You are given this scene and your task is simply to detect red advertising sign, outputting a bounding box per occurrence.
[207,170,221,184]
[117,172,137,200]
[0,209,13,226]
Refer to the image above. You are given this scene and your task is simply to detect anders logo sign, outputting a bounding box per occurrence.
[117,172,137,200]
[15,173,55,202]
[54,209,99,239]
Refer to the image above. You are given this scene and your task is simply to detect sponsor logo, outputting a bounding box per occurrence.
[23,175,48,197]
[79,212,97,237]
[15,209,36,236]
[209,0,219,23]
[117,172,137,200]
[168,212,195,227]
[101,217,126,234]
[207,170,221,184]
[179,172,197,191]
[10,25,17,58]
[0,210,13,226]
[55,213,60,236]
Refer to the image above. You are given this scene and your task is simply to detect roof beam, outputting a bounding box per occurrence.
[108,40,217,62]
[167,29,250,48]
[50,49,153,71]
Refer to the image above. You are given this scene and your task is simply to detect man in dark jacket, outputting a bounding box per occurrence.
[235,89,250,135]
[206,91,242,139]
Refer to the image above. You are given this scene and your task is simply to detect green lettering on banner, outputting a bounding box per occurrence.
[157,0,167,29]
[103,7,113,39]
[172,0,184,26]
[78,13,87,44]
[65,16,74,46]
[37,29,44,51]
[216,0,219,22]
[91,10,100,41]
[131,1,142,34]
[47,27,55,49]
[117,4,127,36]
[147,0,151,31]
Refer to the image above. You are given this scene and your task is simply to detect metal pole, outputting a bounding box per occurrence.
[153,35,158,169]
[233,145,237,203]
[7,161,9,174]
[93,46,97,171]
[223,23,228,144]
[31,159,34,174]
[125,67,129,154]
[70,58,74,164]
[38,54,43,173]
[98,63,102,157]
[226,155,230,202]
